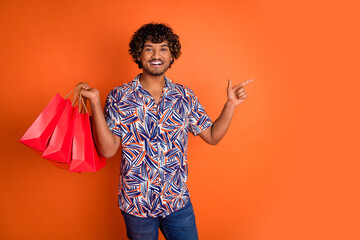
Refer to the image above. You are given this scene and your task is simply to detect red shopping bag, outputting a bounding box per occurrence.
[42,100,77,164]
[70,100,106,172]
[20,94,67,152]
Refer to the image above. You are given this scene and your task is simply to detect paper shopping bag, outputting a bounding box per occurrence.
[20,94,67,152]
[70,110,106,172]
[42,100,76,164]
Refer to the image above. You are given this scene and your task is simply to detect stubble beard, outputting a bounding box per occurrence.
[144,65,170,77]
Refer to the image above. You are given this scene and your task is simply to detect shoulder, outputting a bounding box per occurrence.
[107,81,134,101]
[173,83,197,98]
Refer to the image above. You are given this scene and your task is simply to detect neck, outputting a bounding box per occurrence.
[139,72,165,90]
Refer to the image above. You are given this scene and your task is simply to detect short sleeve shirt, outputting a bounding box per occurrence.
[104,74,212,218]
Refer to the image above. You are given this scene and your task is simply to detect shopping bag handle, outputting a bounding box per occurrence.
[63,87,80,107]
[65,86,89,114]
[70,86,83,108]
[64,88,77,100]
[79,95,88,114]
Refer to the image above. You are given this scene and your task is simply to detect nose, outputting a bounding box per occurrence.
[152,49,161,59]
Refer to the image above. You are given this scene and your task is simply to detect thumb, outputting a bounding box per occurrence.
[227,79,232,90]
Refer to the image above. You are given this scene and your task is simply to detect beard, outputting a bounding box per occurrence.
[142,63,170,76]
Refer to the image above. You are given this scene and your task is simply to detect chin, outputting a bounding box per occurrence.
[147,69,168,76]
[151,72,166,76]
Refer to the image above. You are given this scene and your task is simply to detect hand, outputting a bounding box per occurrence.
[76,82,100,104]
[227,78,253,108]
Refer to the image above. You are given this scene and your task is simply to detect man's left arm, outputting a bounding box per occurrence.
[198,79,253,145]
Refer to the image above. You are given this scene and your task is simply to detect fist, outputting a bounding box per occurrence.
[76,82,100,103]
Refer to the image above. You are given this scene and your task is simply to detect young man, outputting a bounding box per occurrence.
[78,23,252,240]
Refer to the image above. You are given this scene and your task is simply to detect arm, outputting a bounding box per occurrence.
[198,79,253,145]
[77,83,121,158]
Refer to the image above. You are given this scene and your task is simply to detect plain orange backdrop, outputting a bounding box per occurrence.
[1,0,359,239]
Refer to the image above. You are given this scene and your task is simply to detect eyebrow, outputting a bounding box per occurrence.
[143,44,169,48]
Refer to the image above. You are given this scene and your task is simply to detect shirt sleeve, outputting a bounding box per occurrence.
[187,88,213,136]
[104,88,122,138]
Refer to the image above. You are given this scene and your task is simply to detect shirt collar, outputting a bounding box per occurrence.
[132,74,175,91]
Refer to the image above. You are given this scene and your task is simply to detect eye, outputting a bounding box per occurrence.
[160,48,168,51]
[144,48,152,51]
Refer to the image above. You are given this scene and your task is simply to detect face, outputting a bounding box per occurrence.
[139,41,173,76]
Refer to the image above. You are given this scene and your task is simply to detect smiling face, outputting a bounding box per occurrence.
[139,41,174,77]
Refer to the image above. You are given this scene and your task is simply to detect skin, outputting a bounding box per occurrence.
[77,40,253,157]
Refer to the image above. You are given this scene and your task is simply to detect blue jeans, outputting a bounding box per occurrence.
[121,201,199,240]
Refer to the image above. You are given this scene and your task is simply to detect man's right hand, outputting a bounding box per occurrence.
[76,82,101,104]
[75,82,121,158]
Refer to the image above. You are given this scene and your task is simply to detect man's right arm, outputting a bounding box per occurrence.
[77,83,121,158]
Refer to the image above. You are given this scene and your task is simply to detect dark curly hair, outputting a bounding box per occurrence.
[129,23,181,69]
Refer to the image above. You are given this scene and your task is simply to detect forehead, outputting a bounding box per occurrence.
[143,40,169,47]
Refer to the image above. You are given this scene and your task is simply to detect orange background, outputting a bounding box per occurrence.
[1,0,359,239]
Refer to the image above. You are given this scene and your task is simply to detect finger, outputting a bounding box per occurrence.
[236,91,246,97]
[233,83,245,91]
[76,82,90,90]
[79,87,95,95]
[234,88,245,94]
[233,89,245,97]
[239,79,254,87]
[236,94,247,99]
[76,85,90,98]
[79,88,92,98]
[236,90,247,96]
[237,91,247,97]
[76,82,85,88]
[227,79,232,90]
[232,79,254,90]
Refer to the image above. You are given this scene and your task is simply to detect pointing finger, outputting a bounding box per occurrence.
[232,79,253,91]
[239,79,254,87]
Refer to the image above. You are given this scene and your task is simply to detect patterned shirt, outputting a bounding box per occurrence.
[104,74,212,218]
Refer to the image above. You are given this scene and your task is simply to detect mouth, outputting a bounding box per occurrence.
[149,60,164,68]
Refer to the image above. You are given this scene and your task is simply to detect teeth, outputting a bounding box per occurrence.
[151,62,162,65]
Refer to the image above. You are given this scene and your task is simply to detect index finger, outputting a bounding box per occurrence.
[239,79,254,87]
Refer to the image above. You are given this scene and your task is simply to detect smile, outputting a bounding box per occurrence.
[149,60,164,66]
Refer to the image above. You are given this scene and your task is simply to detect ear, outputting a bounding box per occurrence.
[137,55,142,62]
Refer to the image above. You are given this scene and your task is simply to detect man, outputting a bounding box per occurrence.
[78,23,252,240]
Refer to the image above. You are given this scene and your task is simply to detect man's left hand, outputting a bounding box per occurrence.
[227,78,253,108]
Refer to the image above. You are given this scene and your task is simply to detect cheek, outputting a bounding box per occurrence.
[166,54,173,62]
[139,51,149,61]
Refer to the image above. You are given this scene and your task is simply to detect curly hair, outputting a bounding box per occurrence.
[129,23,181,69]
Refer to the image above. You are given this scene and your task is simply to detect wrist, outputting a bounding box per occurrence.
[226,100,236,110]
[89,94,101,106]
